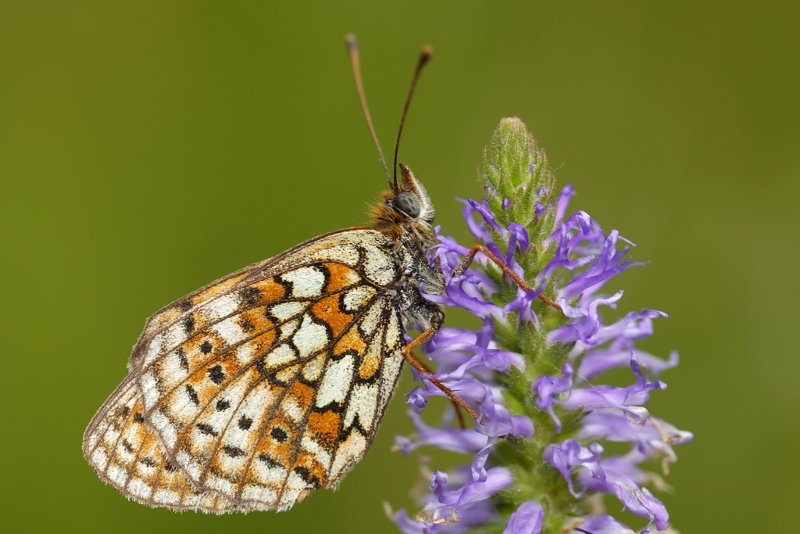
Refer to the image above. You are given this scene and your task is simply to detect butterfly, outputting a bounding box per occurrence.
[82,35,560,514]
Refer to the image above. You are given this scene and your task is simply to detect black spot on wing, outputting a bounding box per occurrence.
[338,291,353,314]
[239,317,256,332]
[270,427,288,442]
[238,416,253,430]
[208,365,225,384]
[258,454,283,469]
[176,348,189,371]
[222,445,246,458]
[199,340,213,355]
[185,384,199,405]
[197,423,218,437]
[239,287,262,307]
[255,357,268,379]
[216,398,231,411]
[182,315,195,334]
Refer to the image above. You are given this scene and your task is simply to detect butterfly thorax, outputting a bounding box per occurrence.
[370,164,446,332]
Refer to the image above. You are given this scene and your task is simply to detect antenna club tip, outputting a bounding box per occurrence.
[345,34,357,50]
[420,46,433,63]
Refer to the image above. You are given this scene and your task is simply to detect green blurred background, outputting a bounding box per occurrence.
[2,1,797,532]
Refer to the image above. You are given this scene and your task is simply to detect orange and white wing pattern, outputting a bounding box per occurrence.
[83,376,239,512]
[84,229,407,512]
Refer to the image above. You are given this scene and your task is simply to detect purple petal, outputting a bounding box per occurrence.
[575,514,633,534]
[507,222,530,254]
[479,390,534,439]
[555,184,576,221]
[578,465,669,533]
[579,346,678,380]
[406,387,429,414]
[561,357,666,423]
[532,363,574,431]
[469,198,504,233]
[503,501,544,534]
[543,439,604,497]
[458,199,493,243]
[422,467,513,524]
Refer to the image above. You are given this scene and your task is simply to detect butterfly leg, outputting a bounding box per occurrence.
[452,243,562,311]
[401,326,480,422]
[402,348,468,429]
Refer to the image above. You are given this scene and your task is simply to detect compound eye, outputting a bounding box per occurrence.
[392,192,421,218]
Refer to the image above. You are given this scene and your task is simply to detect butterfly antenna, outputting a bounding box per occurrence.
[392,45,432,188]
[346,34,391,185]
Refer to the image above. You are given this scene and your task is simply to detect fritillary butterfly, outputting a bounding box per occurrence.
[83,35,558,514]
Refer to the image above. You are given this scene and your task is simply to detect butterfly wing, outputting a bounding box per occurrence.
[82,376,242,512]
[86,229,407,512]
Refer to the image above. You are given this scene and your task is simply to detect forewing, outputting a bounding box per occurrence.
[131,231,406,510]
[128,229,397,374]
[128,259,270,374]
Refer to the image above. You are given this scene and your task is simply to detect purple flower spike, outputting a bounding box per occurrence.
[392,118,689,534]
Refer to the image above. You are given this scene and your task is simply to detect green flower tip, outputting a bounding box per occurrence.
[482,117,556,228]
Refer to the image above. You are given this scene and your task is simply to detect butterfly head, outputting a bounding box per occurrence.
[392,163,434,222]
[370,163,435,232]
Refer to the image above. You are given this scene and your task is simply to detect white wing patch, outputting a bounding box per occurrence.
[270,302,306,321]
[292,315,329,354]
[316,354,354,407]
[213,316,247,345]
[344,383,378,432]
[281,266,326,298]
[265,344,297,367]
[362,246,397,285]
